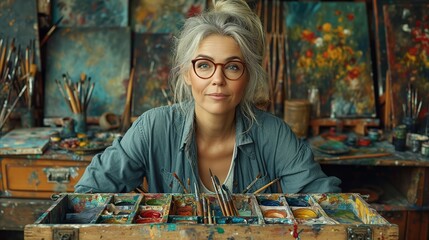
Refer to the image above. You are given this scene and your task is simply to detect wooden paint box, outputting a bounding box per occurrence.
[24,193,398,240]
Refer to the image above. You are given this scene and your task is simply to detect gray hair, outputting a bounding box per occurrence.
[169,0,269,126]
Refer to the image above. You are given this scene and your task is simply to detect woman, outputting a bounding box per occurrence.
[75,0,341,194]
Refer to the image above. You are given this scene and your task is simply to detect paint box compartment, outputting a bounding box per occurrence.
[287,194,336,225]
[312,193,388,225]
[96,193,141,224]
[204,194,263,224]
[34,193,111,224]
[134,193,171,224]
[168,194,199,223]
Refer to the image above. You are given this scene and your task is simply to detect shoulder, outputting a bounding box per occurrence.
[135,104,185,123]
[253,108,290,130]
[132,103,190,133]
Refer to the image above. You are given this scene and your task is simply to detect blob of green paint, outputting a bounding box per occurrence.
[167,224,177,231]
[216,227,225,234]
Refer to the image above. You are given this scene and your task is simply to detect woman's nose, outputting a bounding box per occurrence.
[210,65,226,85]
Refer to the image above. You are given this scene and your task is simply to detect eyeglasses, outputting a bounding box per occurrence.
[191,58,246,80]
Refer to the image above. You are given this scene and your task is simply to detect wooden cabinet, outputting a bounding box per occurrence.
[0,149,93,231]
[319,153,429,240]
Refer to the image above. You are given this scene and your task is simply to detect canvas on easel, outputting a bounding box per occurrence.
[384,4,429,130]
[284,1,376,119]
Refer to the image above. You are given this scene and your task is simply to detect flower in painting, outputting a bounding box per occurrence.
[395,17,429,84]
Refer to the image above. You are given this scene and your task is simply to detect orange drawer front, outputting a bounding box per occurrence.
[1,158,89,198]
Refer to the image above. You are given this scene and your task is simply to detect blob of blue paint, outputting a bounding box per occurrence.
[260,199,281,206]
[286,197,310,207]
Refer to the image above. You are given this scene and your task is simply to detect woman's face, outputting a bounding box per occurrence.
[186,35,248,117]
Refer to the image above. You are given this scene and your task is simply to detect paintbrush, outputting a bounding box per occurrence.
[209,168,226,216]
[202,195,208,224]
[222,184,238,216]
[121,67,134,133]
[40,16,64,47]
[0,39,5,75]
[242,172,262,193]
[315,152,392,161]
[85,82,95,110]
[253,178,280,194]
[194,183,203,219]
[207,198,212,224]
[27,64,37,109]
[172,172,188,193]
[214,175,231,216]
[187,178,191,193]
[0,85,27,130]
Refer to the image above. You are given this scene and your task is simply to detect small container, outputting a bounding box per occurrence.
[283,100,310,139]
[393,137,406,152]
[421,142,429,157]
[368,129,380,142]
[411,138,422,153]
[393,125,407,139]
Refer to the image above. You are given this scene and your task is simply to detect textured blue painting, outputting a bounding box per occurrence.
[52,0,128,27]
[44,27,131,118]
[132,34,173,116]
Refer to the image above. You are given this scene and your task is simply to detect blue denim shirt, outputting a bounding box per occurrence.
[75,102,341,194]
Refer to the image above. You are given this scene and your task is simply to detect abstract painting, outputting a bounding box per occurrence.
[52,0,128,27]
[284,2,376,118]
[384,4,429,128]
[131,0,206,33]
[132,33,173,116]
[44,27,131,118]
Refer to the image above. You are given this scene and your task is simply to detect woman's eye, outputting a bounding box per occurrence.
[225,63,240,71]
[198,63,209,69]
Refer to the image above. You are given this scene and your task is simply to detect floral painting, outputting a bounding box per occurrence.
[384,4,429,128]
[285,2,376,118]
[372,0,428,97]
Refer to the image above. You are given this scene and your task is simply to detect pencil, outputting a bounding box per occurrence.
[253,178,280,194]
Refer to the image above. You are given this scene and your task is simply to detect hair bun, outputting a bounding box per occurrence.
[213,0,252,15]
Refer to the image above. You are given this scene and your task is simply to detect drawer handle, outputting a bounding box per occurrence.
[46,168,71,183]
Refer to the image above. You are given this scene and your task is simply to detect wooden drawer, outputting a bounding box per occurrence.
[1,158,89,198]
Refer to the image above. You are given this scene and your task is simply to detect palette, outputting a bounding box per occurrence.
[27,193,398,239]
